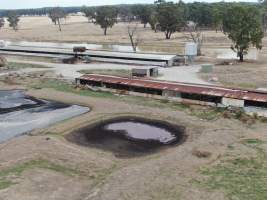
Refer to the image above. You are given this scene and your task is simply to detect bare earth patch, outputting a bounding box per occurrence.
[199,61,267,89]
[0,168,91,200]
[0,72,266,199]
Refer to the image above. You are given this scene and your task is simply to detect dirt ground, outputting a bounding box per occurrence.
[0,70,267,200]
[0,15,267,200]
[199,58,267,89]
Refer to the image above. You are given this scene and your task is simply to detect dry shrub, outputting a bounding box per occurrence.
[221,108,257,125]
[3,76,16,85]
[0,55,7,68]
[222,110,232,119]
[192,148,212,158]
[240,115,256,126]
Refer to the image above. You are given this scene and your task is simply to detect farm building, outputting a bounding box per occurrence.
[76,74,267,109]
[0,45,184,67]
[132,66,159,77]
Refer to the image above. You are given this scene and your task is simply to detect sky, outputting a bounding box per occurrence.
[0,0,258,9]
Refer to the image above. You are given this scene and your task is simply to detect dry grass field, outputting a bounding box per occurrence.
[1,15,267,50]
[0,16,232,52]
[199,57,267,89]
[0,15,266,55]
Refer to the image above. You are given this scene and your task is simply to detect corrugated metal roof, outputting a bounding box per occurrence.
[78,74,267,102]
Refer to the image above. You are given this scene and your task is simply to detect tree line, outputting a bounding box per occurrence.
[0,2,262,27]
[0,7,80,17]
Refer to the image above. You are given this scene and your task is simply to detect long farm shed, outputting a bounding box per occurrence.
[76,74,267,109]
[0,46,181,67]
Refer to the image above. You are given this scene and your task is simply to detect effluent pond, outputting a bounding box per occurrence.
[67,117,186,158]
[0,90,90,143]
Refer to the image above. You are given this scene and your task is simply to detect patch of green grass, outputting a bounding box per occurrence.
[196,139,267,200]
[93,164,117,186]
[121,95,190,111]
[0,159,81,178]
[227,144,235,150]
[243,138,264,145]
[190,107,224,120]
[78,69,131,78]
[0,159,83,190]
[148,185,181,200]
[0,179,14,190]
[7,62,50,69]
[30,79,114,98]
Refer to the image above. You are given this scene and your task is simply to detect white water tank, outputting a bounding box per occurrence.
[185,42,197,56]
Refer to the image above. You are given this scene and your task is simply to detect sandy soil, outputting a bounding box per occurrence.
[0,73,266,199]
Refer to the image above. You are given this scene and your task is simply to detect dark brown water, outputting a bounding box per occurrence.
[67,117,186,158]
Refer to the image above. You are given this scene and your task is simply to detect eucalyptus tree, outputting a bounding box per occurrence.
[0,18,5,30]
[95,6,118,35]
[81,6,96,23]
[156,1,185,39]
[7,11,20,31]
[48,7,67,31]
[223,5,264,62]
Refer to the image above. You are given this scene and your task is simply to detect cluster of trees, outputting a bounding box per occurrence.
[79,2,185,38]
[80,6,118,35]
[0,11,20,31]
[80,1,264,61]
[94,6,118,35]
[7,11,20,31]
